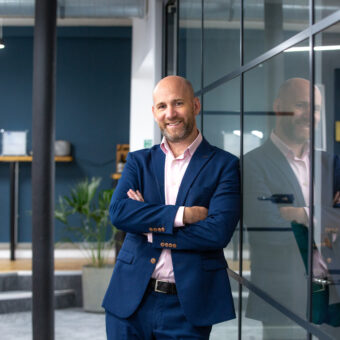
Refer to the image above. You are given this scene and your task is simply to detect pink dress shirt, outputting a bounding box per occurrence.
[271,131,328,278]
[147,131,203,283]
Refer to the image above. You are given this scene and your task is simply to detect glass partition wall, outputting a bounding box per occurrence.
[164,1,340,339]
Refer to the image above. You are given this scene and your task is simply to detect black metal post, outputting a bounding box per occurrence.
[32,0,57,338]
[9,162,19,261]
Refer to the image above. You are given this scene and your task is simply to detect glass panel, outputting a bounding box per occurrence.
[243,285,308,339]
[203,0,241,86]
[313,22,340,339]
[203,78,241,273]
[243,41,311,324]
[244,0,309,63]
[315,0,340,22]
[178,0,202,92]
[210,276,238,339]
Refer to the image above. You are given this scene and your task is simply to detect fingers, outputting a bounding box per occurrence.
[136,190,144,202]
[127,189,144,202]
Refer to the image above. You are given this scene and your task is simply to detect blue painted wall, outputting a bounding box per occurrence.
[0,26,131,242]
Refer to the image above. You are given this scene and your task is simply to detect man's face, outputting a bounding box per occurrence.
[275,80,322,145]
[152,78,200,143]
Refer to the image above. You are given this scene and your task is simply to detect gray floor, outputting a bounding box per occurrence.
[1,308,265,340]
[1,308,106,340]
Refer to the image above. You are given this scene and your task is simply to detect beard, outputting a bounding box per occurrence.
[281,117,310,145]
[161,116,195,143]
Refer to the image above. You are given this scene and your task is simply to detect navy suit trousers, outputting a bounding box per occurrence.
[106,290,212,340]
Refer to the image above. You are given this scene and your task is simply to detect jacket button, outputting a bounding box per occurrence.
[149,227,153,232]
[153,228,157,232]
[165,243,169,247]
[161,227,165,232]
[168,243,173,248]
[158,228,162,232]
[150,258,156,264]
[160,242,165,247]
[327,257,332,264]
[173,244,177,248]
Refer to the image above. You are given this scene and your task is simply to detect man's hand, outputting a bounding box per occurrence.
[183,206,208,224]
[279,207,308,225]
[127,189,208,224]
[127,189,144,202]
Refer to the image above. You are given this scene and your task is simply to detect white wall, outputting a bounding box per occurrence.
[129,0,163,152]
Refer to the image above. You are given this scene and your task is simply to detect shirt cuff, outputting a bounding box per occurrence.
[174,206,185,227]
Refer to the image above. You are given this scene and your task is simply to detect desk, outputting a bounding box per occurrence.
[0,155,73,260]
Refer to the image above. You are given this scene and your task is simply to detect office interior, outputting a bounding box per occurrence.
[0,0,340,339]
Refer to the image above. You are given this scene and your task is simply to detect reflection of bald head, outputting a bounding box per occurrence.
[275,77,321,105]
[153,75,195,103]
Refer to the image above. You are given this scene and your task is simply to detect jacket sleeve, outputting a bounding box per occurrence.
[152,157,240,251]
[109,152,179,235]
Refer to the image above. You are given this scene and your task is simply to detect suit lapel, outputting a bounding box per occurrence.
[176,138,215,206]
[151,146,165,204]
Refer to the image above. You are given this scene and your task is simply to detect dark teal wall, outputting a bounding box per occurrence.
[0,26,131,242]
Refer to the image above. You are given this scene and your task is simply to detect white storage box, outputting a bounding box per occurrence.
[1,130,28,156]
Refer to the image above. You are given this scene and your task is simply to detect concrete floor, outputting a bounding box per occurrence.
[2,308,106,340]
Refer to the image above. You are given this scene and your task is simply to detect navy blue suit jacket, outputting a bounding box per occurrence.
[102,138,240,326]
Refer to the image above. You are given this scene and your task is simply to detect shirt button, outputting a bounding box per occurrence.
[150,258,156,264]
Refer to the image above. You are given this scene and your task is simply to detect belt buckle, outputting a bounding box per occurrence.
[154,280,166,294]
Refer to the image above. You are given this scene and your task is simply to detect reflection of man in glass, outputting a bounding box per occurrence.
[244,78,340,339]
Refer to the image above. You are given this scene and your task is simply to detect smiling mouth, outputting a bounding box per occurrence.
[166,121,181,127]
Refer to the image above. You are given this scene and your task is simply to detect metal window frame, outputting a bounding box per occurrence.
[162,2,340,339]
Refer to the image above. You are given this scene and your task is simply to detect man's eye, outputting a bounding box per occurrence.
[158,105,166,110]
[176,101,183,106]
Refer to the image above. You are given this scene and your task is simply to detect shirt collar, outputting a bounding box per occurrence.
[271,131,309,160]
[160,130,203,159]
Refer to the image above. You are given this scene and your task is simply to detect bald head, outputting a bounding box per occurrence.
[153,76,195,104]
[274,77,322,145]
[152,75,200,145]
[276,78,319,104]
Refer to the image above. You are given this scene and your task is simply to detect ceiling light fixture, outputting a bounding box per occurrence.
[251,130,264,139]
[285,45,340,53]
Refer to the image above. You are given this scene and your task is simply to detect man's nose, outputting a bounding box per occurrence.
[165,104,176,120]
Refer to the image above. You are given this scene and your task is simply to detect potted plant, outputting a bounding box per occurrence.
[55,177,116,312]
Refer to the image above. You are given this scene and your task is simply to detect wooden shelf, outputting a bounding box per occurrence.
[0,155,73,162]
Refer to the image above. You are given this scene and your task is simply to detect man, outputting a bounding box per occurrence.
[102,75,240,339]
[244,78,340,338]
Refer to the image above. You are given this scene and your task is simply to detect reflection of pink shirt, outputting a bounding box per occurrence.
[147,131,203,282]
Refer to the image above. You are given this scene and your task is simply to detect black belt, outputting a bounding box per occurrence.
[148,279,177,294]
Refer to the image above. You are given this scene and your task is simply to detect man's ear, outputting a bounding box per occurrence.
[193,97,201,116]
[152,106,157,121]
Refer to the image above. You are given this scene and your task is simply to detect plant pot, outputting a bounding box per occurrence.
[82,264,114,313]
